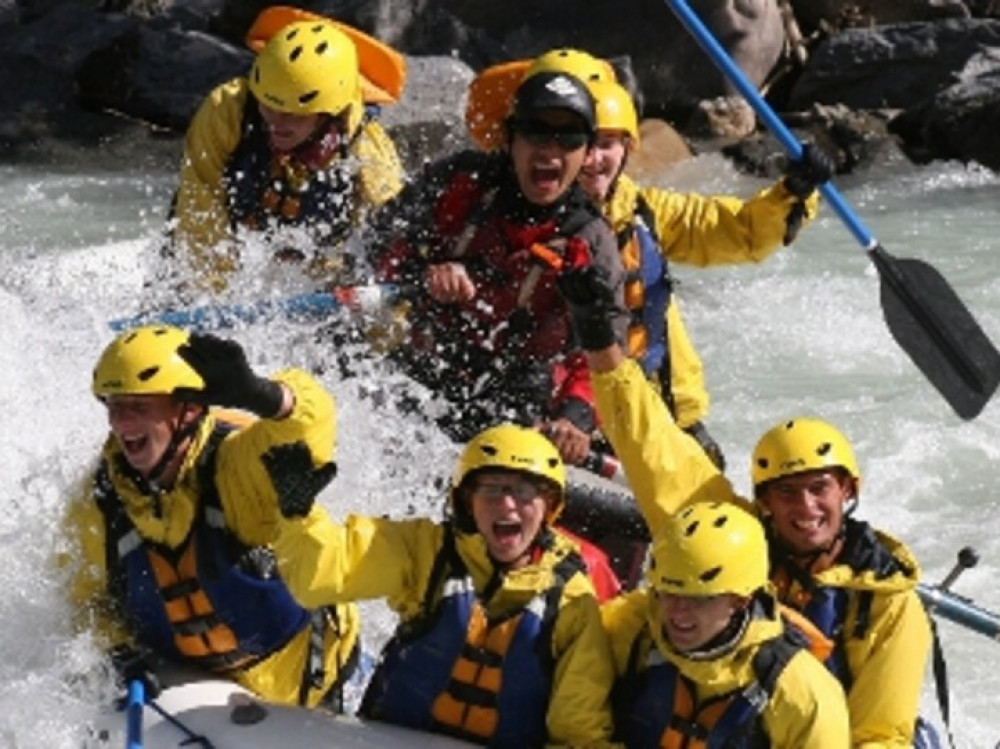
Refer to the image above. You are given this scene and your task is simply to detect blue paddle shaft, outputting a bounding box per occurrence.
[108,285,398,333]
[917,583,1000,641]
[126,679,144,749]
[664,0,877,250]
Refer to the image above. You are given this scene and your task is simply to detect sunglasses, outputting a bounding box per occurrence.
[513,120,591,151]
[472,478,543,504]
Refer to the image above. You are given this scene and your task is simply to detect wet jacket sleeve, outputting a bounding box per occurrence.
[600,590,651,677]
[843,589,931,747]
[59,473,132,647]
[663,296,708,428]
[214,368,337,547]
[352,118,404,211]
[591,357,745,530]
[630,179,820,267]
[172,77,246,290]
[546,591,622,748]
[763,648,851,748]
[273,507,447,615]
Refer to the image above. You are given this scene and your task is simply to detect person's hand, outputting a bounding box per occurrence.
[425,262,476,304]
[109,644,161,700]
[262,441,338,519]
[175,333,285,417]
[782,143,835,199]
[781,144,836,245]
[556,265,617,351]
[540,419,592,467]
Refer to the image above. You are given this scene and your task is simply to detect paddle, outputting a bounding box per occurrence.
[918,546,1000,641]
[917,583,1000,641]
[108,284,400,332]
[147,698,215,748]
[125,679,144,749]
[664,0,1000,420]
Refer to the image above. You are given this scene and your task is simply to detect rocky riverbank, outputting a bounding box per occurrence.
[4,0,1000,175]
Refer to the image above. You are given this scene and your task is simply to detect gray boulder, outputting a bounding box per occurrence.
[788,19,1000,111]
[890,50,1000,169]
[77,21,250,131]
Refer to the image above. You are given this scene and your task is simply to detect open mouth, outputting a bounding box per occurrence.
[492,519,523,543]
[531,164,561,190]
[665,619,699,646]
[120,434,149,458]
[792,517,825,532]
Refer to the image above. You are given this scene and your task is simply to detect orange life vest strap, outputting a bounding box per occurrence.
[662,675,738,749]
[146,544,253,671]
[778,602,835,663]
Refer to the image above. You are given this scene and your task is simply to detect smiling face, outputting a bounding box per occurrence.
[580,130,629,201]
[757,469,854,557]
[257,102,323,152]
[656,591,748,653]
[105,394,195,479]
[468,470,552,566]
[509,109,590,206]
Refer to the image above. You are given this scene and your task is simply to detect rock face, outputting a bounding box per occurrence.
[625,119,694,182]
[788,19,1000,111]
[789,19,1000,170]
[890,57,1000,169]
[7,1,1000,170]
[787,0,972,33]
[0,0,787,159]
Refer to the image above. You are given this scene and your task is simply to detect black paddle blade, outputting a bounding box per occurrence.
[872,245,1000,419]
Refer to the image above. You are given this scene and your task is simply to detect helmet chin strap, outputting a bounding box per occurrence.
[142,404,205,502]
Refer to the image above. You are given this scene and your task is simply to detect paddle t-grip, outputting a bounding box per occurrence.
[938,546,979,591]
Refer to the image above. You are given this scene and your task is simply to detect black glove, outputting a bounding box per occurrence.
[556,265,618,352]
[782,143,836,199]
[262,441,338,519]
[109,644,162,700]
[781,144,836,245]
[175,333,284,417]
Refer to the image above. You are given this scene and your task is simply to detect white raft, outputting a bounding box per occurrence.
[92,679,474,748]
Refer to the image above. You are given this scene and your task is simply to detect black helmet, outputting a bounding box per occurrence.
[509,71,596,134]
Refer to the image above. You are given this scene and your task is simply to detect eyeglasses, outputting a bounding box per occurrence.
[472,478,543,504]
[513,120,591,151]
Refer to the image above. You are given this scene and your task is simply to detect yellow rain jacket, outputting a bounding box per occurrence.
[773,525,932,748]
[63,369,359,708]
[591,357,931,748]
[601,174,819,428]
[592,357,736,531]
[274,512,619,747]
[173,77,404,291]
[601,587,849,748]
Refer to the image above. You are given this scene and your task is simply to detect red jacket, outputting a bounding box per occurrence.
[373,150,627,433]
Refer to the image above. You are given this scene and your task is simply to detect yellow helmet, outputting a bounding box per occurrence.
[92,326,203,399]
[524,48,615,85]
[648,502,767,597]
[249,21,360,116]
[451,423,566,520]
[751,417,861,493]
[589,79,639,144]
